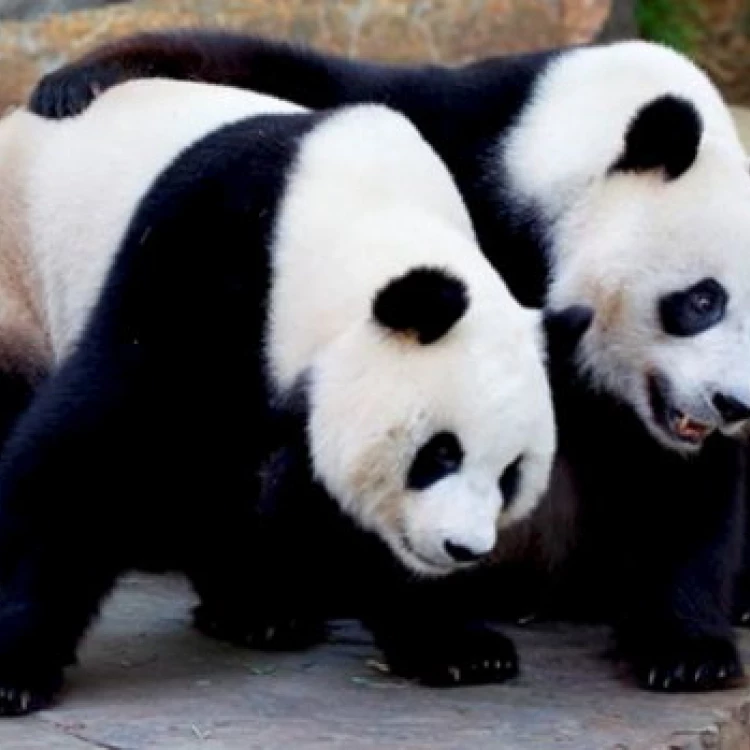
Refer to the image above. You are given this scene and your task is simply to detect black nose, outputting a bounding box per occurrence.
[444,540,485,563]
[713,392,750,424]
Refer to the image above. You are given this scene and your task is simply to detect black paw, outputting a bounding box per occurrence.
[0,669,62,717]
[630,635,743,692]
[384,624,518,687]
[193,605,327,651]
[28,62,124,119]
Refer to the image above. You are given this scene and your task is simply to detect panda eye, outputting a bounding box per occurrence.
[499,455,523,507]
[659,277,727,337]
[407,431,463,490]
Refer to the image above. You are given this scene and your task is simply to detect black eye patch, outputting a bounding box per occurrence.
[407,431,463,490]
[499,455,523,508]
[658,278,727,337]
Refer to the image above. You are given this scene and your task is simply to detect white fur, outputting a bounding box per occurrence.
[270,106,556,574]
[503,41,750,452]
[0,79,302,361]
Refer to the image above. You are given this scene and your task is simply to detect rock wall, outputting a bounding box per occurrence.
[0,0,610,114]
[0,0,127,22]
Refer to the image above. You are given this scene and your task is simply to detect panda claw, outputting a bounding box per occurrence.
[448,667,461,683]
[264,627,275,642]
[647,668,658,687]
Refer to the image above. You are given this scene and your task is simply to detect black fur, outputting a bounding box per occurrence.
[26,31,746,692]
[372,267,468,344]
[611,95,703,180]
[499,454,523,508]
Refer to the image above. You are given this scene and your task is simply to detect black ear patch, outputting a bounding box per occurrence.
[372,267,469,345]
[542,305,594,361]
[611,95,702,180]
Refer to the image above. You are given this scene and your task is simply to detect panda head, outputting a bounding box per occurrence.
[547,89,750,453]
[306,265,560,577]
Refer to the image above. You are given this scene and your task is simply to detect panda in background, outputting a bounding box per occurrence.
[0,79,579,715]
[29,32,750,692]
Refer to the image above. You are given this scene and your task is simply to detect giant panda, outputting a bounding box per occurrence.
[28,32,750,693]
[0,78,578,714]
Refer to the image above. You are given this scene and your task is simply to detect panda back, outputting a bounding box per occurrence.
[7,79,304,360]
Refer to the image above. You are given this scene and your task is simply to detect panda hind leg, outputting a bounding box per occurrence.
[192,599,327,651]
[187,552,328,652]
[186,443,329,652]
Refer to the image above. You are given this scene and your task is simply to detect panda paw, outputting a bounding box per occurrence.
[0,668,63,716]
[28,61,123,119]
[384,624,519,687]
[193,605,327,651]
[631,635,744,692]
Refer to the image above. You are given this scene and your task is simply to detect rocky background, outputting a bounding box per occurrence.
[0,0,747,115]
[0,0,611,114]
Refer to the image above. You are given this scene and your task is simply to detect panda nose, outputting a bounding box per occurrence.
[713,392,750,424]
[444,539,490,564]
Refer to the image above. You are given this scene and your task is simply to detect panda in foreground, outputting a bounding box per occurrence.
[30,33,750,692]
[0,79,582,714]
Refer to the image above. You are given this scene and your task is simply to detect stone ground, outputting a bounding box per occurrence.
[3,572,750,750]
[2,97,750,750]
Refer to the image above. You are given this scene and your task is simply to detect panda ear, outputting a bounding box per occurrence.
[610,95,702,180]
[542,305,594,363]
[372,267,469,345]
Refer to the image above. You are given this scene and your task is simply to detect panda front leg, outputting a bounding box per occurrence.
[610,436,745,692]
[186,443,329,652]
[731,457,750,626]
[360,574,519,687]
[367,618,519,687]
[0,350,138,715]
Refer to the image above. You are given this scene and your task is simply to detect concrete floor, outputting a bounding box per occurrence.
[0,573,748,750]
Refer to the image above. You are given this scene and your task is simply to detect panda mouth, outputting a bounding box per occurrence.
[648,374,714,446]
[399,534,460,576]
[668,410,713,444]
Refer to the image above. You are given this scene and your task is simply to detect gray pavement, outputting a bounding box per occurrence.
[0,573,747,750]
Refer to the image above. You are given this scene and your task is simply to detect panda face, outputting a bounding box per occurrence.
[499,41,750,453]
[549,138,750,453]
[306,272,556,577]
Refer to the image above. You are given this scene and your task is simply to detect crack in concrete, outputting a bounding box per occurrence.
[34,714,127,750]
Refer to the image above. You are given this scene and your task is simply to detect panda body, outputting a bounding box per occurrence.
[0,79,561,713]
[29,31,750,692]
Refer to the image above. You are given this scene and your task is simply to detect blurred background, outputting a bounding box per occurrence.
[0,0,748,114]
